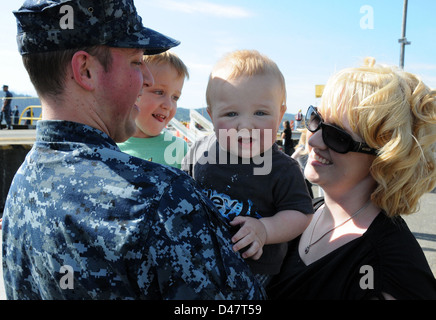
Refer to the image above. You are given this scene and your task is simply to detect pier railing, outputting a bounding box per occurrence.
[18,105,42,125]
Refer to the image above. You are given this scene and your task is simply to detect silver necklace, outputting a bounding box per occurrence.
[304,199,371,254]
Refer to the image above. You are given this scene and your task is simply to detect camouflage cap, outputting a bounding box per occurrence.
[14,0,180,55]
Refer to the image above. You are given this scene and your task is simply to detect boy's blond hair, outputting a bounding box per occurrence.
[144,51,189,80]
[319,57,436,217]
[206,50,286,109]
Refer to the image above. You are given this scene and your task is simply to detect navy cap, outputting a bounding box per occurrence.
[14,0,180,55]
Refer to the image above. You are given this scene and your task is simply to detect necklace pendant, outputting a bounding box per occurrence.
[305,246,310,254]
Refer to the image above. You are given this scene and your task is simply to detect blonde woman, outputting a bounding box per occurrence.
[268,58,436,299]
[291,129,314,198]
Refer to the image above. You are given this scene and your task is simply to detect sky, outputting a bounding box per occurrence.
[1,0,435,115]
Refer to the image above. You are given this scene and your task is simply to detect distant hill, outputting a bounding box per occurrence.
[1,94,298,131]
[175,107,297,131]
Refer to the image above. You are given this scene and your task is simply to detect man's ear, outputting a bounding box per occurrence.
[71,51,96,91]
[279,104,287,121]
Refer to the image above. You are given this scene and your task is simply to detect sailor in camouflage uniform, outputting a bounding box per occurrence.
[2,0,265,300]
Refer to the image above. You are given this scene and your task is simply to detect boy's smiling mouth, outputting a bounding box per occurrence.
[152,113,167,122]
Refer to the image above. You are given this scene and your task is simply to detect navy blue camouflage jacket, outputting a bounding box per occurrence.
[2,120,265,300]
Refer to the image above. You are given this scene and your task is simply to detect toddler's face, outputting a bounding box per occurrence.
[135,63,184,138]
[207,74,286,158]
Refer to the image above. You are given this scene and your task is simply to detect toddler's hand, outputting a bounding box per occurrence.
[230,216,267,260]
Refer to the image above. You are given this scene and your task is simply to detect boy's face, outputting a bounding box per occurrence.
[135,63,184,138]
[207,73,286,158]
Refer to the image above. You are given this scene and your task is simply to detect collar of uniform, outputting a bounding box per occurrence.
[35,120,119,151]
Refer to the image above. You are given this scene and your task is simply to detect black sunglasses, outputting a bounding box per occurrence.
[305,106,378,155]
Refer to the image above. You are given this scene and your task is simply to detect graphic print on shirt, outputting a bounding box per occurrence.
[202,188,262,221]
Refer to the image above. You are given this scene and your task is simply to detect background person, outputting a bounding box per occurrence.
[280,120,294,156]
[12,105,20,125]
[1,85,13,129]
[291,129,314,199]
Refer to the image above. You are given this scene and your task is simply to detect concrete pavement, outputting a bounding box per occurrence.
[0,129,36,145]
[403,192,436,276]
[0,192,435,300]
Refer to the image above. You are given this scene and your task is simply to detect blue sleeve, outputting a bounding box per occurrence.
[146,175,265,300]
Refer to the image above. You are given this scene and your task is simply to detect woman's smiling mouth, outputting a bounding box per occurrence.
[312,151,332,165]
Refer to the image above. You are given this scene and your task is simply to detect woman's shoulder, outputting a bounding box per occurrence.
[367,213,419,248]
[365,213,436,299]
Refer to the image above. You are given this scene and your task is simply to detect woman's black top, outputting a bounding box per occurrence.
[267,207,436,300]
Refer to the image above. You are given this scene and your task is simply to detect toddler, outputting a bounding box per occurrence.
[182,50,313,285]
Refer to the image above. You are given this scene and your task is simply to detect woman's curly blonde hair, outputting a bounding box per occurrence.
[319,58,436,217]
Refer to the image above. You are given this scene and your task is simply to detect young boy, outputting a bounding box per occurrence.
[182,50,313,285]
[118,51,189,169]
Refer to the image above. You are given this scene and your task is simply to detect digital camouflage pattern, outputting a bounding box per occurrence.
[14,0,180,55]
[2,121,265,300]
